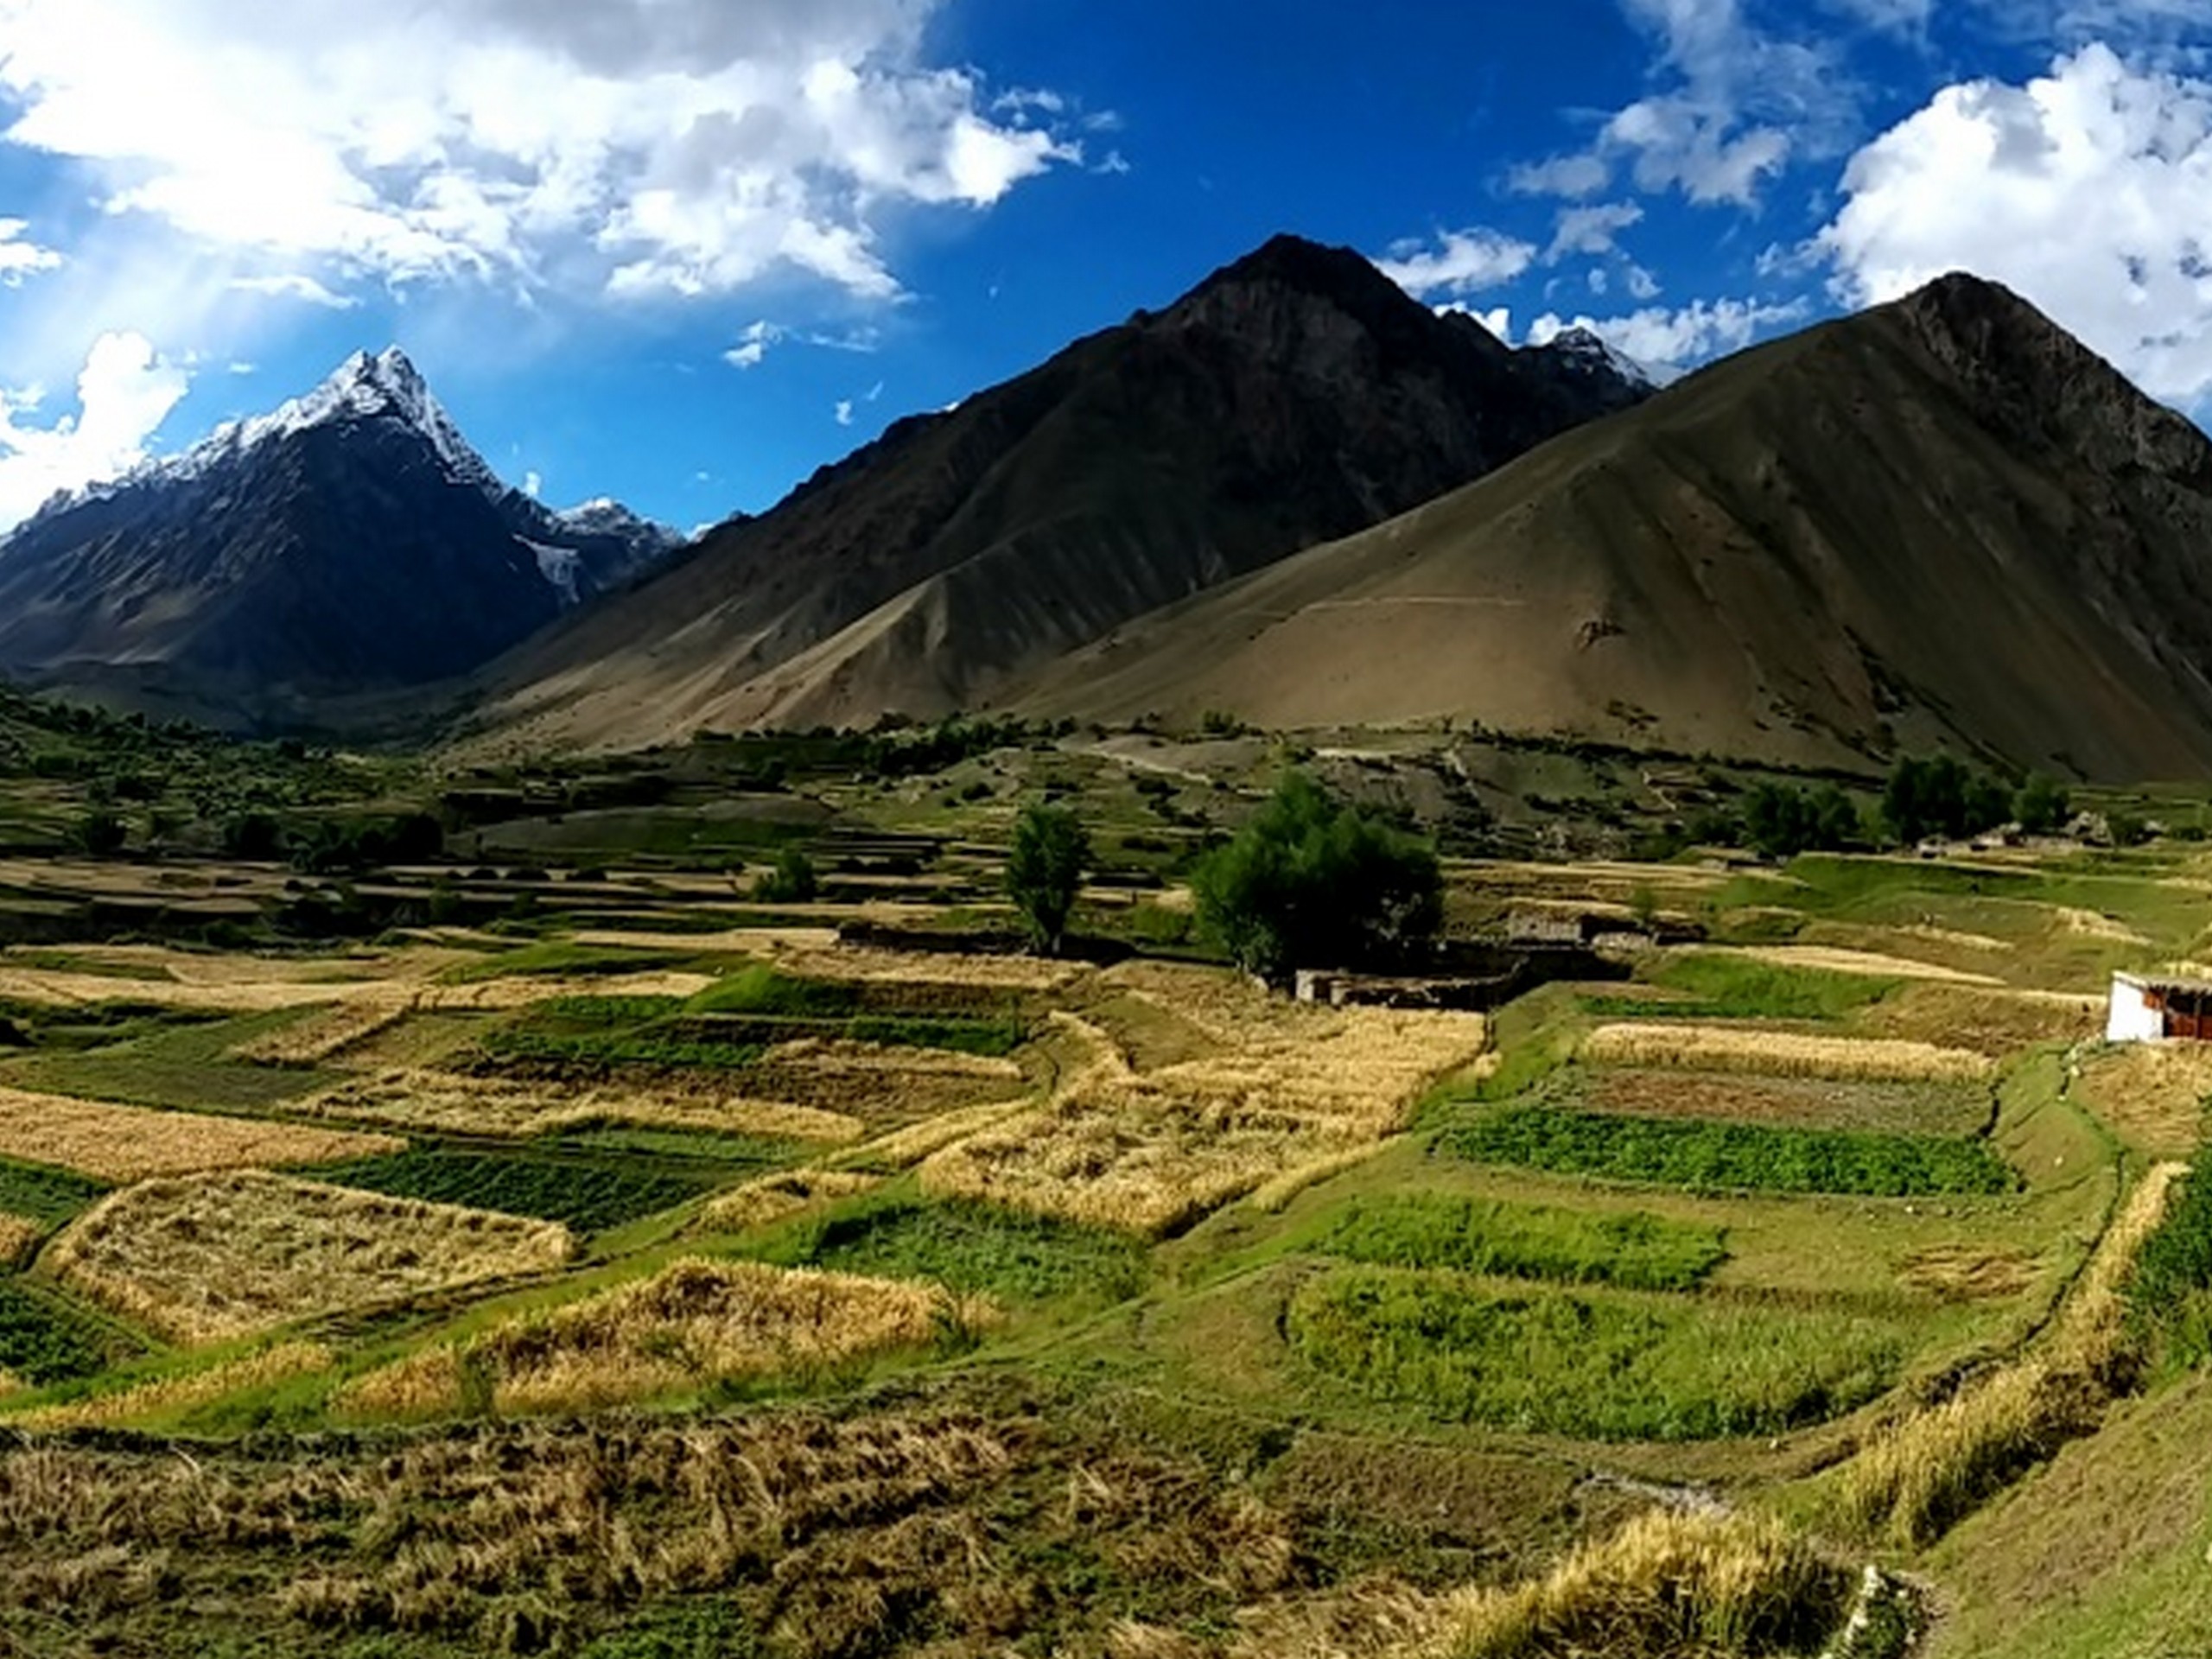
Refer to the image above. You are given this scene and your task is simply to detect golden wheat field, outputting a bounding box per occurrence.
[9,1343,335,1429]
[1713,944,2005,985]
[918,966,1487,1235]
[701,1168,885,1232]
[0,1086,401,1182]
[0,1214,42,1268]
[308,1067,868,1144]
[2075,1041,2212,1154]
[1841,1163,2186,1545]
[230,993,417,1066]
[337,1256,976,1417]
[1581,1023,1995,1083]
[49,1171,574,1344]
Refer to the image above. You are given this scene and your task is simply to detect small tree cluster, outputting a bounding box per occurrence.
[1740,783,1862,860]
[1007,802,1090,956]
[752,845,818,904]
[1882,756,2016,845]
[1192,771,1442,980]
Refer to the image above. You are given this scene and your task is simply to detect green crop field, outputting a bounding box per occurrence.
[0,1155,106,1228]
[1440,1104,2018,1198]
[757,1193,1148,1306]
[319,1147,722,1234]
[1287,1266,1910,1440]
[1313,1193,1727,1292]
[0,1280,130,1385]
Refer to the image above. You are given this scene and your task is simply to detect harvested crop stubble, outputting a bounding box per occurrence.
[0,967,358,1013]
[859,1099,1037,1169]
[229,992,416,1066]
[1859,984,2102,1058]
[1844,1161,2186,1544]
[1575,1067,1993,1138]
[0,1087,400,1182]
[1583,1023,1993,1083]
[702,1168,885,1232]
[2075,1041,2212,1155]
[766,940,1082,992]
[337,1256,977,1416]
[310,1067,865,1144]
[1430,1507,1853,1659]
[416,970,716,1012]
[923,974,1487,1235]
[1713,944,2002,985]
[48,1171,573,1344]
[10,1343,333,1429]
[762,1035,1024,1079]
[0,1214,41,1266]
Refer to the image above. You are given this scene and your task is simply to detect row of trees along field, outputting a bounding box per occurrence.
[1724,756,2075,861]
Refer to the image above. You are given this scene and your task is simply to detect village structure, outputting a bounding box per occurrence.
[2106,970,2212,1042]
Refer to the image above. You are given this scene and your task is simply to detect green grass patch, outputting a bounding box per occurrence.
[688,964,858,1017]
[2127,1167,2212,1368]
[1287,1267,1909,1440]
[1636,952,1902,1020]
[0,1280,127,1384]
[1314,1194,1726,1292]
[478,1026,767,1072]
[754,1194,1148,1305]
[554,1126,801,1165]
[444,940,676,982]
[1440,1106,2017,1198]
[319,1147,720,1234]
[3,1009,345,1111]
[0,1155,106,1227]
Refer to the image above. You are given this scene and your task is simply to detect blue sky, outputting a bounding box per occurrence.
[0,1,2209,534]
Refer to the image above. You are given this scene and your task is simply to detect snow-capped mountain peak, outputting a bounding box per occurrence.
[213,345,503,494]
[1541,327,1661,391]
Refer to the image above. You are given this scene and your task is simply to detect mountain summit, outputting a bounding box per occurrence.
[1004,270,2212,780]
[474,233,1652,750]
[0,349,681,724]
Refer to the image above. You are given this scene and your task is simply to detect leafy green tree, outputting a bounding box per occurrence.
[1192,770,1441,979]
[73,810,126,856]
[1884,755,2013,845]
[1007,801,1090,956]
[2015,773,2073,836]
[753,845,819,903]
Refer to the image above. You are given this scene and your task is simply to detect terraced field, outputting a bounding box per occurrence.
[0,834,2204,1659]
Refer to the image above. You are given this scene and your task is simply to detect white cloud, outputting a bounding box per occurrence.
[522,469,543,499]
[1374,228,1538,298]
[1820,44,2212,403]
[1514,0,1853,209]
[1548,201,1646,259]
[0,0,1077,307]
[724,320,778,370]
[0,330,189,528]
[834,398,855,427]
[228,273,359,309]
[1525,296,1806,373]
[0,219,61,285]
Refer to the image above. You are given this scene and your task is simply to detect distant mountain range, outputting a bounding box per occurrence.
[0,346,680,720]
[9,235,2212,782]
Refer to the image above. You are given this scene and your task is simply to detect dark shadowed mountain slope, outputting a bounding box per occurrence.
[472,234,1650,751]
[1001,274,2212,782]
[0,348,680,723]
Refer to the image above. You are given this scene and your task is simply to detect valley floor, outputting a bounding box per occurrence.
[0,807,2206,1656]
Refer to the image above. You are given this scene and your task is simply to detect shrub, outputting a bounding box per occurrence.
[752,845,818,903]
[1192,770,1441,978]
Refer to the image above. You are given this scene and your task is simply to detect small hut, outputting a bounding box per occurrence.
[2106,972,2212,1043]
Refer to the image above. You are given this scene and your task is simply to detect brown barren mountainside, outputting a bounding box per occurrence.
[1007,274,2212,780]
[467,235,1647,751]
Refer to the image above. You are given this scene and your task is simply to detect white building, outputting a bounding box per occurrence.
[2106,972,2212,1043]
